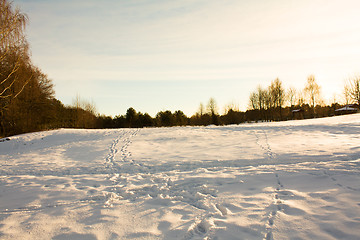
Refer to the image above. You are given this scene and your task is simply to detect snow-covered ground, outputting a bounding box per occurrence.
[1,114,360,240]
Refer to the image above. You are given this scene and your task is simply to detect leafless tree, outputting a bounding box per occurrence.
[206,97,218,116]
[269,78,285,120]
[257,86,267,112]
[344,76,360,105]
[343,84,351,105]
[288,87,297,107]
[206,97,219,125]
[1,0,30,109]
[197,102,205,116]
[304,75,321,116]
[264,86,273,111]
[72,94,98,128]
[249,91,259,110]
[248,86,269,120]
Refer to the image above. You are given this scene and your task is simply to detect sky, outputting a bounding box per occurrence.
[12,0,360,117]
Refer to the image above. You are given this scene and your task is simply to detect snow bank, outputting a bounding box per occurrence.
[1,114,360,239]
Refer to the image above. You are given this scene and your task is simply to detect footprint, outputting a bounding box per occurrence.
[268,218,274,226]
[157,221,171,231]
[347,186,357,191]
[266,231,273,240]
[215,204,228,216]
[87,189,97,195]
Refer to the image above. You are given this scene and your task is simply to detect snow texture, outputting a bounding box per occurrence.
[1,114,360,239]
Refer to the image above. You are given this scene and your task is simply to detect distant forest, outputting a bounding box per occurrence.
[1,0,360,137]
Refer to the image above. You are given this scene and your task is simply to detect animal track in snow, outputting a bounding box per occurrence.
[254,129,284,240]
[105,129,139,172]
[254,129,275,161]
[185,216,222,240]
[264,173,284,240]
[322,169,360,192]
[215,203,228,217]
[105,170,230,239]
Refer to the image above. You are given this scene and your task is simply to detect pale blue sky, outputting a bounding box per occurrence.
[13,0,360,116]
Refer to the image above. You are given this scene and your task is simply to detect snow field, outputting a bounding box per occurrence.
[0,114,360,239]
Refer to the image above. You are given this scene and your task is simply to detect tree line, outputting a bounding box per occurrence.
[96,98,246,129]
[1,0,360,137]
[248,75,360,122]
[0,0,100,137]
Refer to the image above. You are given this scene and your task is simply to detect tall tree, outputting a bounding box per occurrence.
[156,110,174,127]
[206,97,219,125]
[269,78,285,120]
[248,86,268,121]
[344,76,360,105]
[198,102,205,116]
[304,75,321,116]
[174,110,187,126]
[126,107,137,128]
[249,91,259,110]
[206,98,218,116]
[257,86,268,120]
[137,112,153,127]
[0,0,30,135]
[0,0,29,104]
[288,87,297,108]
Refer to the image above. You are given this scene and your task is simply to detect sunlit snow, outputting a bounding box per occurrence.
[1,114,360,239]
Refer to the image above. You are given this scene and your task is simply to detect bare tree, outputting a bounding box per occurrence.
[207,97,219,125]
[249,91,259,110]
[206,97,218,116]
[343,84,351,105]
[344,76,360,105]
[257,86,267,113]
[264,86,273,111]
[269,78,285,120]
[0,0,29,105]
[249,87,263,111]
[304,75,321,116]
[197,102,205,116]
[288,87,297,108]
[248,86,268,120]
[72,94,97,128]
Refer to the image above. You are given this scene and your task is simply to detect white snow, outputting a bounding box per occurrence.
[1,114,360,239]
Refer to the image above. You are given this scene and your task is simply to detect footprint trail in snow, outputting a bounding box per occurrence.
[1,115,360,239]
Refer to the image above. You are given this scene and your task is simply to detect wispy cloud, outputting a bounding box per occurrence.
[13,0,360,115]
